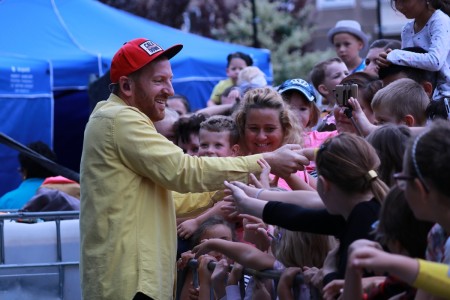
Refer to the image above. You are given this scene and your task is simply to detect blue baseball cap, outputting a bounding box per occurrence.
[277,78,316,102]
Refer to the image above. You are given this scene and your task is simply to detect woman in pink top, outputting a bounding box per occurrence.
[234,87,316,191]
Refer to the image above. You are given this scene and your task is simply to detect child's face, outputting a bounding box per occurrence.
[364,47,384,76]
[198,129,238,157]
[167,98,187,116]
[244,108,284,154]
[287,91,312,128]
[178,133,200,156]
[201,224,234,260]
[373,105,401,126]
[322,62,349,102]
[333,33,363,65]
[394,0,427,19]
[201,224,233,241]
[359,97,376,124]
[226,58,248,83]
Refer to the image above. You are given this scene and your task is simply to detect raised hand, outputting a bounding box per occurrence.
[177,250,195,271]
[277,267,303,300]
[241,213,271,251]
[211,258,229,299]
[177,218,199,239]
[248,158,273,189]
[192,240,214,258]
[222,180,268,219]
[347,98,377,136]
[322,279,344,300]
[262,144,309,178]
[376,49,392,68]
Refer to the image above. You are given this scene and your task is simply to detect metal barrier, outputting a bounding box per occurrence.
[185,259,324,300]
[187,258,305,286]
[0,211,80,300]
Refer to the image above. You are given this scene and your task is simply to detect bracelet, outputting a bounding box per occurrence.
[255,188,265,199]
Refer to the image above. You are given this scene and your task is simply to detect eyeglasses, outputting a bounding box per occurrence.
[393,173,415,191]
[393,172,429,193]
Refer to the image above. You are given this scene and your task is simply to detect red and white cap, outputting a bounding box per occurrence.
[110,38,183,83]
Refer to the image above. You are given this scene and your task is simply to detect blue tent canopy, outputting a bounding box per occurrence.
[0,0,272,110]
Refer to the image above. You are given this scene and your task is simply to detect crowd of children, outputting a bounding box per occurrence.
[3,2,449,299]
[153,4,450,297]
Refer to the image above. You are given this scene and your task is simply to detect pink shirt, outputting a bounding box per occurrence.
[274,130,338,190]
[303,130,338,173]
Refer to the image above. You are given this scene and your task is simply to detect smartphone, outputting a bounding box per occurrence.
[335,84,358,107]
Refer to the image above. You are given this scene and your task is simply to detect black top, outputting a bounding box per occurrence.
[263,198,380,285]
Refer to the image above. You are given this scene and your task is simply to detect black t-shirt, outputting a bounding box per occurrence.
[263,198,380,285]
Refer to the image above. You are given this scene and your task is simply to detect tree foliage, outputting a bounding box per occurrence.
[99,0,190,29]
[213,0,334,85]
[100,0,333,85]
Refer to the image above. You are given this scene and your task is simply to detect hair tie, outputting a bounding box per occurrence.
[365,170,378,182]
[313,148,320,160]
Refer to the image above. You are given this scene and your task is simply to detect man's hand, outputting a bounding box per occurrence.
[262,144,309,178]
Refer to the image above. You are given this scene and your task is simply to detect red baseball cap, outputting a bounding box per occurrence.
[110,38,183,83]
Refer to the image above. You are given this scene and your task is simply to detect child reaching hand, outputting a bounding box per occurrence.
[177,216,236,300]
[378,0,450,100]
[192,226,335,299]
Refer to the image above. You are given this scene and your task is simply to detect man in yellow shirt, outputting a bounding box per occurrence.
[80,38,308,300]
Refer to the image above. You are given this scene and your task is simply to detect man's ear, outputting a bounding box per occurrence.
[402,114,415,127]
[119,76,132,95]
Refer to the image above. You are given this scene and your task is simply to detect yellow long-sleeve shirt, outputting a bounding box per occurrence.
[413,259,450,299]
[80,94,262,300]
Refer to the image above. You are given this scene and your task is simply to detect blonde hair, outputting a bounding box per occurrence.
[233,87,304,154]
[317,133,389,203]
[237,66,267,91]
[371,78,429,126]
[272,227,336,268]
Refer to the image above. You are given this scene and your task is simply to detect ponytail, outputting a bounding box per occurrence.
[371,177,390,203]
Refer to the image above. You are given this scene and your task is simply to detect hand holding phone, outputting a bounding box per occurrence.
[335,84,358,107]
